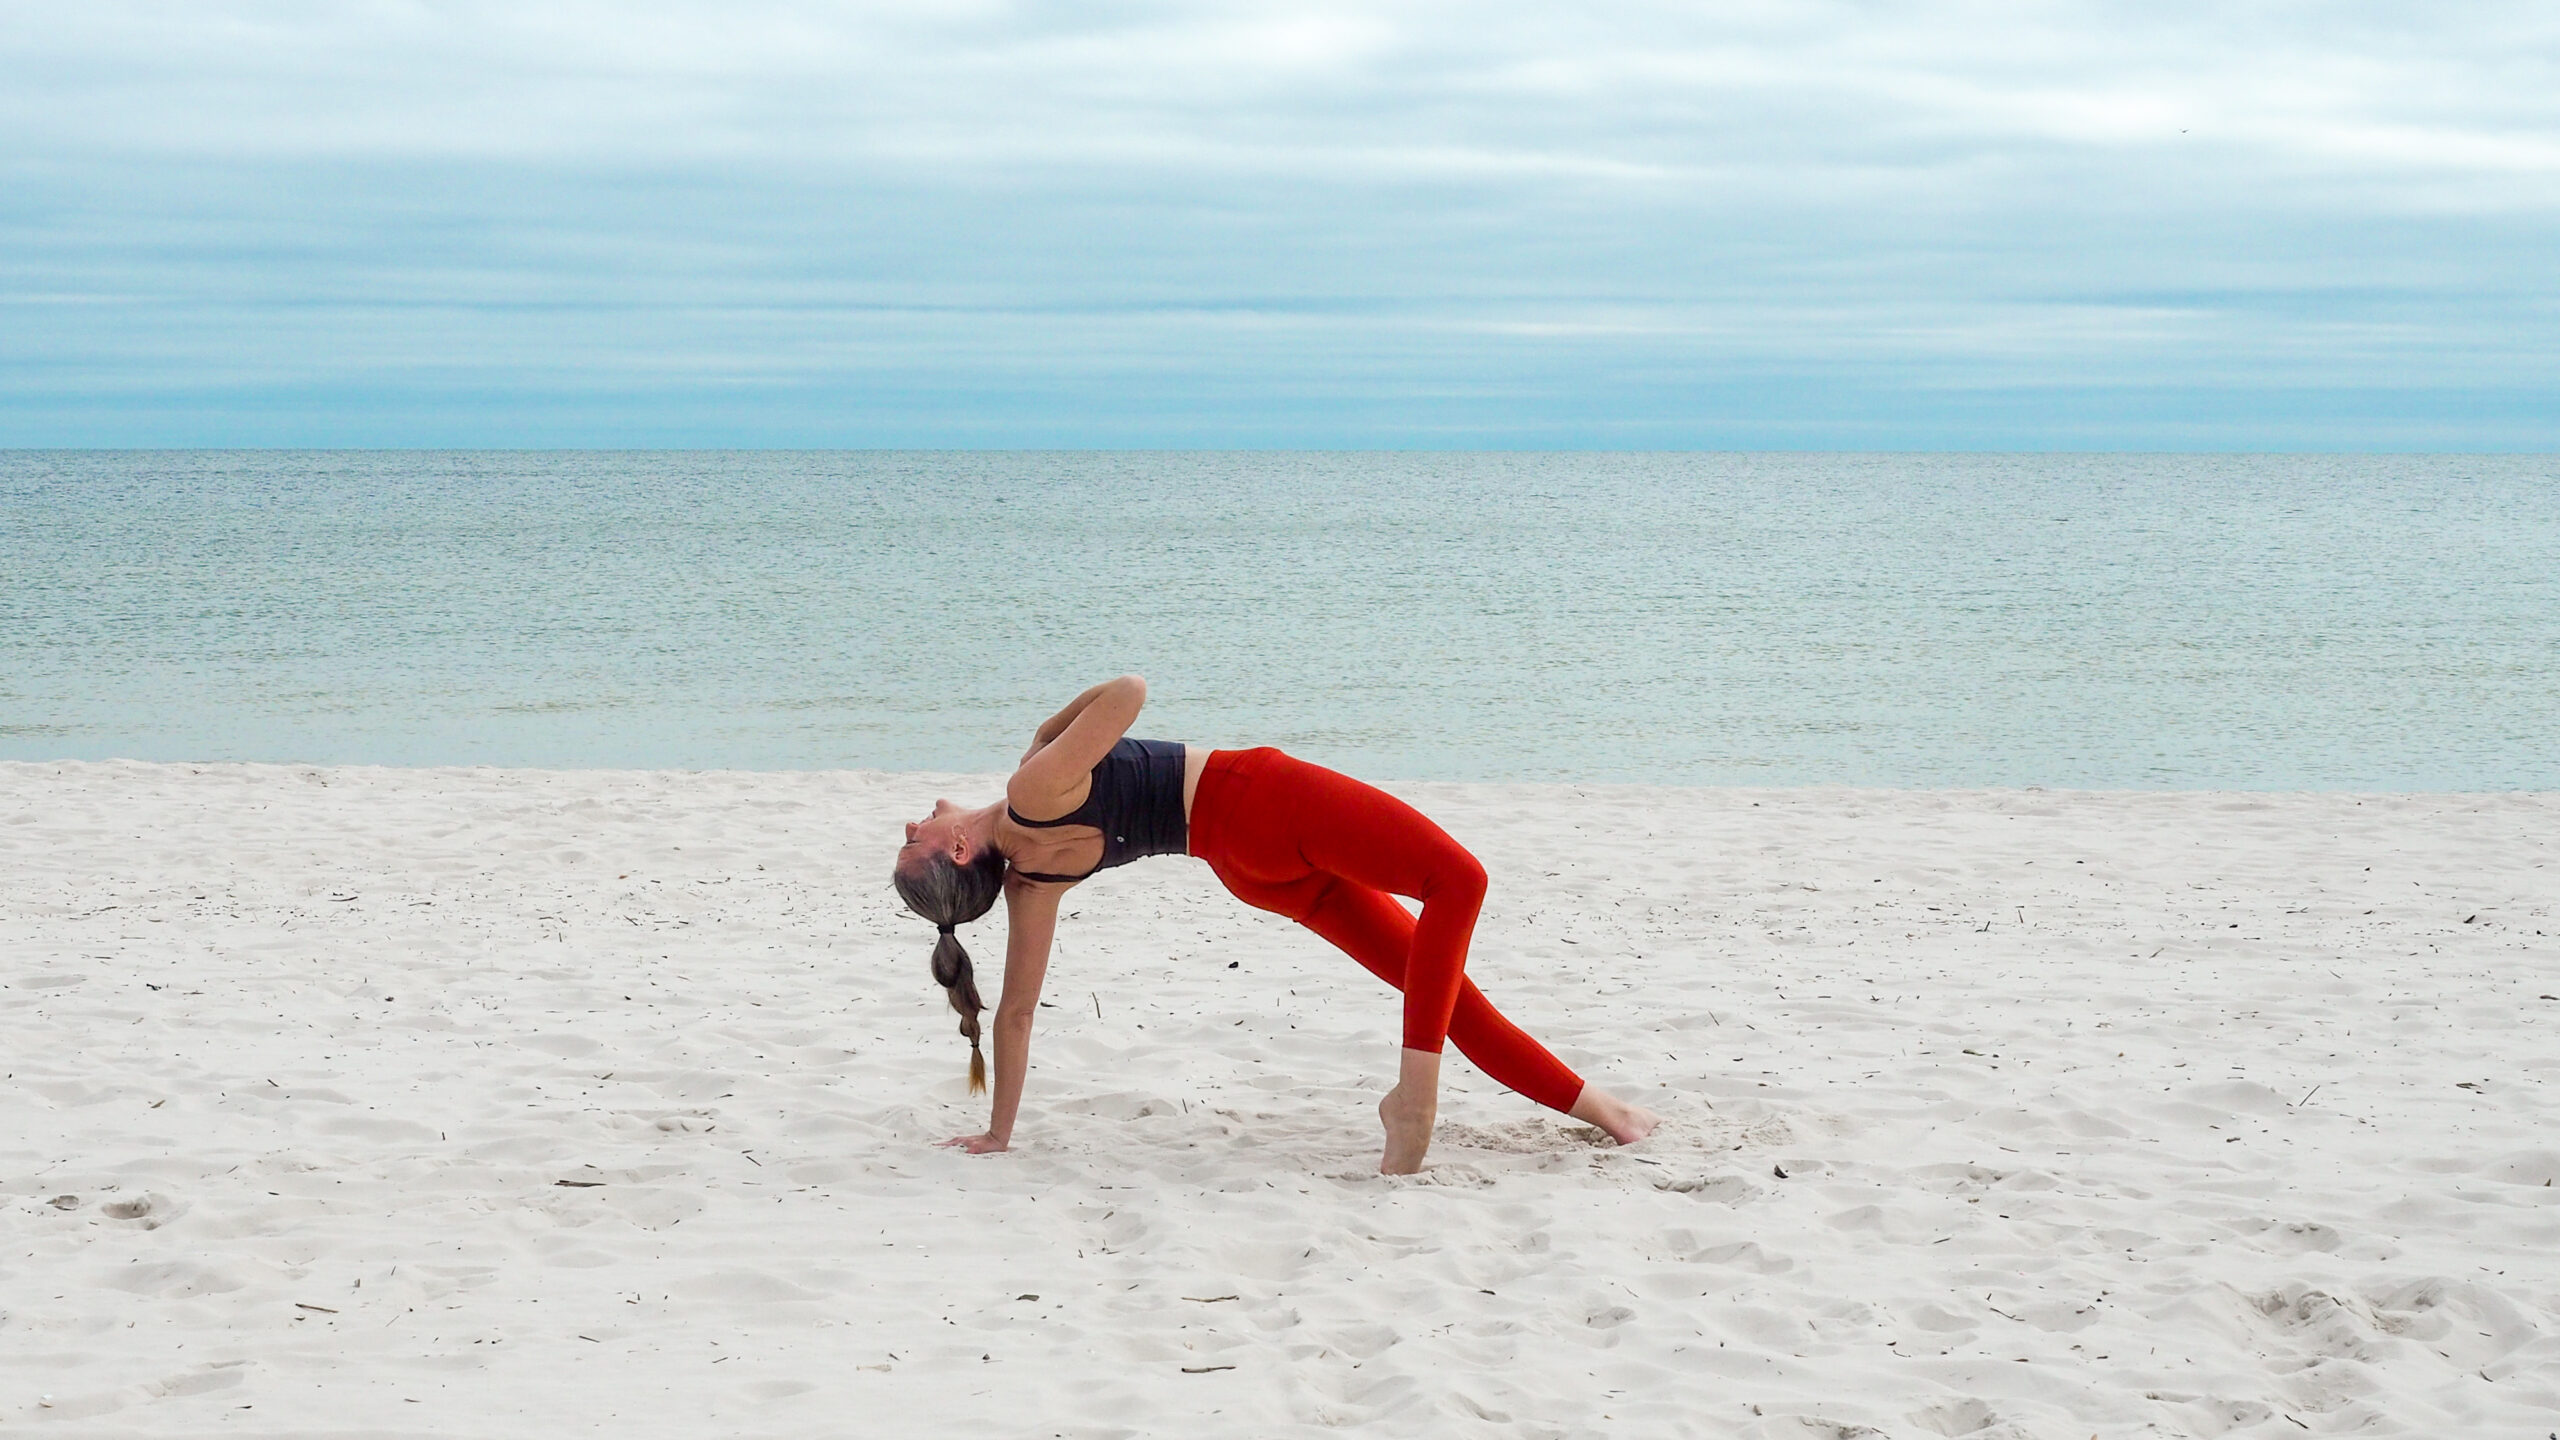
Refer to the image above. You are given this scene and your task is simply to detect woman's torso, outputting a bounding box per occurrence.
[1003,739,1211,882]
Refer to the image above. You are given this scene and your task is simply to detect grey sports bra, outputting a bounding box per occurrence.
[1007,738,1188,884]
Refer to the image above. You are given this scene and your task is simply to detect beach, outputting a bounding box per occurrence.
[14,2,2559,1435]
[3,760,2554,1437]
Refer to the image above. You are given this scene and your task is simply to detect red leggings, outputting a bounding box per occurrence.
[1189,748,1585,1114]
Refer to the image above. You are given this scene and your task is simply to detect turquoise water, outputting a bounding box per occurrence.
[4,451,2555,787]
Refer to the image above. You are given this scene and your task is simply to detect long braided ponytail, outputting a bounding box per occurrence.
[930,924,988,1093]
[893,847,1005,1092]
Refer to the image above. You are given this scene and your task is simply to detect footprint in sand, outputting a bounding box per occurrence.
[1908,1397,2030,1438]
[1655,1173,1759,1203]
[106,1260,246,1299]
[100,1191,187,1229]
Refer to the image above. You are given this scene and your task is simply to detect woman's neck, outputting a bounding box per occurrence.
[967,801,1013,858]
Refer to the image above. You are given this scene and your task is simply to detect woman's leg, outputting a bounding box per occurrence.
[1260,760,1488,1057]
[1289,880,1585,1113]
[1195,747,1658,1160]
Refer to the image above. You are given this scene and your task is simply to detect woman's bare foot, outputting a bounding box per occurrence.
[1378,1088,1435,1174]
[1568,1085,1660,1146]
[1378,1048,1442,1174]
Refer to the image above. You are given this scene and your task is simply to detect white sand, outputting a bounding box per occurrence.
[2,762,2554,1438]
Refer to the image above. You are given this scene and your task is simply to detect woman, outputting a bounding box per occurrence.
[892,675,1657,1174]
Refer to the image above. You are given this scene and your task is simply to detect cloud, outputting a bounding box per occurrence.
[15,2,2553,188]
[2,1,2555,445]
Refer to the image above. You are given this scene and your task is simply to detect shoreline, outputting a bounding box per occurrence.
[12,754,2560,796]
[4,762,2553,1434]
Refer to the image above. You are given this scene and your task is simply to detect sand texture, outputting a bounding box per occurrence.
[3,762,2555,1438]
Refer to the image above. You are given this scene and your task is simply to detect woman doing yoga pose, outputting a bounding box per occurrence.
[891,676,1657,1174]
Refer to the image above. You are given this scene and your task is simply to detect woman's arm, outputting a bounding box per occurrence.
[1009,674,1146,811]
[1020,678,1118,763]
[943,873,1064,1153]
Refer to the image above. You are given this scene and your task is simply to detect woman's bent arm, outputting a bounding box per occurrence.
[1027,679,1111,749]
[1011,675,1146,808]
[1021,675,1142,763]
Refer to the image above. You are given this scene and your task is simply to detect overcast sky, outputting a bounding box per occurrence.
[4,1,2554,447]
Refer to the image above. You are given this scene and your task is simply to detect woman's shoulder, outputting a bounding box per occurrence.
[1004,765,1091,823]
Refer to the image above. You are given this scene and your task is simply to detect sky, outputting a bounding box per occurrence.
[3,1,2555,449]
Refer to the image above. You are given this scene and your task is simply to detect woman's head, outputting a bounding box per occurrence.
[893,801,1005,1093]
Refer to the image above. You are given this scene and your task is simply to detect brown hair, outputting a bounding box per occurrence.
[892,847,1005,1092]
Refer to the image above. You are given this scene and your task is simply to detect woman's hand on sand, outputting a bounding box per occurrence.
[940,1132,1009,1155]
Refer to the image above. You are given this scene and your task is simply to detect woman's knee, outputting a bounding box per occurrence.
[1428,848,1488,907]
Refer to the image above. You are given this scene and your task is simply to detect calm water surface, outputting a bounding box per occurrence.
[4,451,2554,787]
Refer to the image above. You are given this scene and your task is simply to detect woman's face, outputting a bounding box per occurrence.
[898,798,971,870]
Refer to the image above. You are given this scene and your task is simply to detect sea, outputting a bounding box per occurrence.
[4,451,2555,789]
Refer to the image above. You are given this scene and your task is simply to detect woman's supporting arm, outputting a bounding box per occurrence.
[945,873,1064,1153]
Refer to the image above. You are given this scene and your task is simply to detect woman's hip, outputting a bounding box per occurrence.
[1191,747,1477,896]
